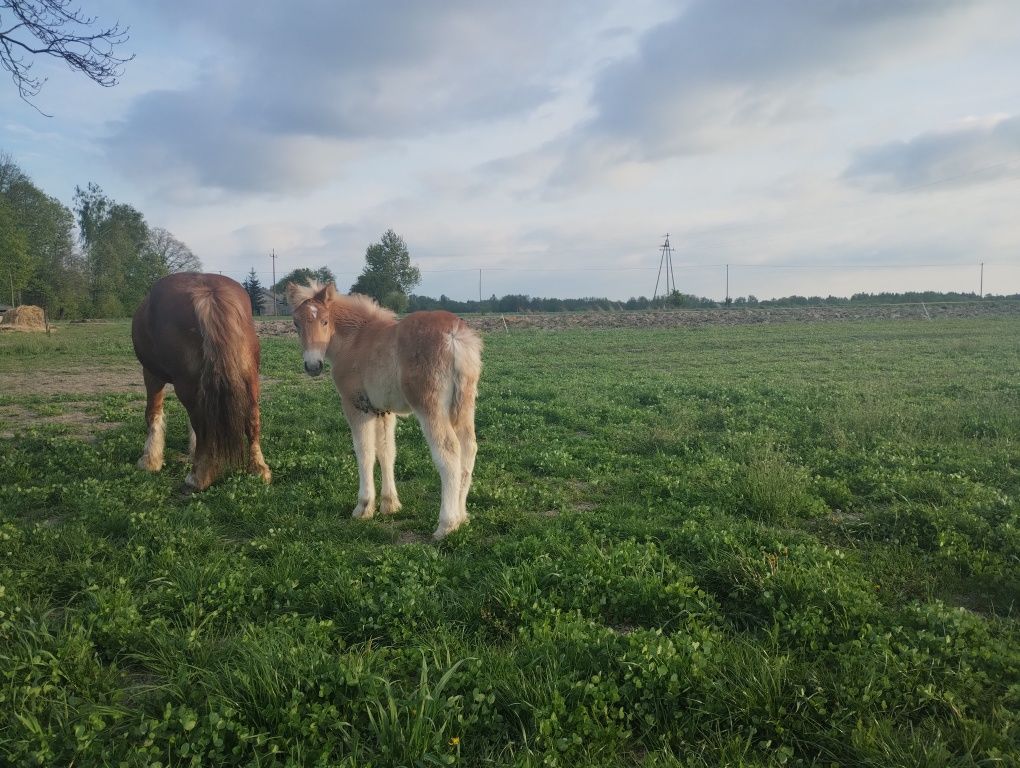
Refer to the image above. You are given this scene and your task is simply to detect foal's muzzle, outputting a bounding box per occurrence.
[303,349,325,377]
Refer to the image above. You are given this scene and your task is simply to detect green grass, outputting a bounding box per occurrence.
[1,317,1019,767]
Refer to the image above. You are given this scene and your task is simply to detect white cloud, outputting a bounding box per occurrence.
[550,0,1019,181]
[102,1,627,194]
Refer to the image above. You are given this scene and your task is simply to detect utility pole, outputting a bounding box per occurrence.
[980,262,984,299]
[479,269,482,306]
[270,249,278,316]
[726,264,730,304]
[653,234,676,302]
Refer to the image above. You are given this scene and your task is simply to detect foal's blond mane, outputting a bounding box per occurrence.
[303,281,396,330]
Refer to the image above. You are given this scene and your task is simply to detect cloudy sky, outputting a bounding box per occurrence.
[2,0,1019,300]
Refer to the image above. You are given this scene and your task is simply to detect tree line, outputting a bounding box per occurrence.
[404,290,1013,314]
[0,153,199,317]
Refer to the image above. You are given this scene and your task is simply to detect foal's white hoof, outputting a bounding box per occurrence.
[380,496,402,516]
[352,501,375,519]
[432,521,464,540]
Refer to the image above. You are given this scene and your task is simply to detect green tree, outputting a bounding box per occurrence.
[74,183,153,316]
[0,200,30,304]
[242,268,265,315]
[273,265,335,293]
[0,153,81,312]
[350,229,420,310]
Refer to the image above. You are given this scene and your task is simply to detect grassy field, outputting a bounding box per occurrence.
[1,317,1018,767]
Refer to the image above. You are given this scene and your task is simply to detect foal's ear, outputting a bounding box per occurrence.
[322,283,338,303]
[286,281,312,309]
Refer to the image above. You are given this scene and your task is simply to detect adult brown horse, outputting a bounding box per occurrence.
[132,273,271,490]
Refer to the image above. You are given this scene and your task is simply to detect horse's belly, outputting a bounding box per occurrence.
[362,382,410,415]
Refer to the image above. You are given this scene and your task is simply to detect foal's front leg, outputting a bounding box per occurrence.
[377,413,402,515]
[343,400,377,519]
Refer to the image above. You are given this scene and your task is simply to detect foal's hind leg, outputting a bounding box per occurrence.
[137,368,167,472]
[455,408,477,522]
[416,411,463,539]
[377,413,402,515]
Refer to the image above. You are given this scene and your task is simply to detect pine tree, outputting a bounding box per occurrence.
[242,268,265,315]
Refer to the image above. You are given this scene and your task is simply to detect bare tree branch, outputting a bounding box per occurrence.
[0,0,133,109]
[146,227,201,274]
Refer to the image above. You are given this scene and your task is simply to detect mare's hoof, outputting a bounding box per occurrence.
[137,456,163,472]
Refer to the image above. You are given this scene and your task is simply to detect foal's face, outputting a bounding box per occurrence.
[293,300,331,376]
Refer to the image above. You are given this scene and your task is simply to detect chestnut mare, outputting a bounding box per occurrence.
[132,273,271,489]
[287,282,482,539]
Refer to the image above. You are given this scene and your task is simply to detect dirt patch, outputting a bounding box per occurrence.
[256,301,1019,336]
[0,365,144,396]
[0,401,123,440]
[0,369,279,399]
[394,528,431,546]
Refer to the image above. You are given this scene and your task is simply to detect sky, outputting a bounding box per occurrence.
[2,0,1019,301]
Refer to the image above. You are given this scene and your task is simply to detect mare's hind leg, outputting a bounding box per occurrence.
[343,400,377,519]
[137,368,167,472]
[245,378,272,484]
[174,380,216,491]
[377,413,401,515]
[416,410,463,540]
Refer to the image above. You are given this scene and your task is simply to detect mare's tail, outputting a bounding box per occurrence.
[192,286,256,470]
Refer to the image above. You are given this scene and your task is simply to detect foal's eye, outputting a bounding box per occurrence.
[321,319,327,327]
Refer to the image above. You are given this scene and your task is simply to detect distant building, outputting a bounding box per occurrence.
[260,290,290,316]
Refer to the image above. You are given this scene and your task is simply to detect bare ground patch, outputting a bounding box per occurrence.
[0,365,144,396]
[0,369,279,398]
[394,528,432,546]
[0,401,124,441]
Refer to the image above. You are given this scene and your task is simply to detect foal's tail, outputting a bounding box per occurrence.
[192,286,256,470]
[448,321,483,425]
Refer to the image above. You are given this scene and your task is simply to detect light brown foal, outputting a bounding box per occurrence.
[287,282,482,539]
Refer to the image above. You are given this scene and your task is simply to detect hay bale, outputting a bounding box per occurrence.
[1,305,46,331]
